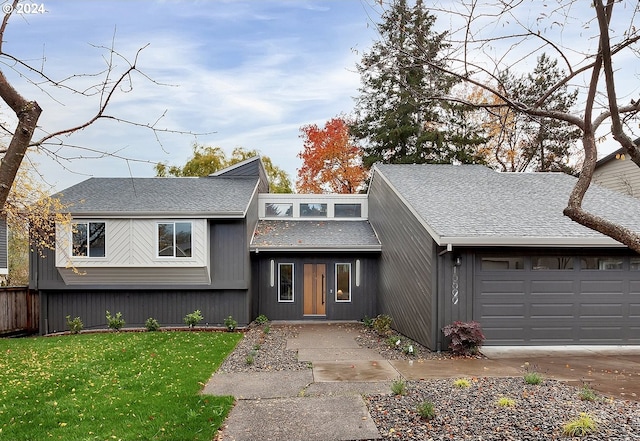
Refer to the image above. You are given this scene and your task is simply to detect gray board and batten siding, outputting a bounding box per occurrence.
[371,163,640,349]
[367,168,439,350]
[34,217,256,333]
[250,216,381,322]
[252,254,378,322]
[32,157,268,334]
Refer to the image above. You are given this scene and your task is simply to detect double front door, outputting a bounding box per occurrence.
[303,263,326,316]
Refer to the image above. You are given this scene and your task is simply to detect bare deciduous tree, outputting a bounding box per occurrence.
[415,0,640,251]
[0,0,198,211]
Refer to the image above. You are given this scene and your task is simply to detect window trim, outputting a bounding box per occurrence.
[156,221,193,259]
[278,263,294,303]
[335,262,352,303]
[71,221,106,258]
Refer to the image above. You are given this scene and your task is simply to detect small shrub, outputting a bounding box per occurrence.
[579,384,597,402]
[453,378,471,389]
[386,335,402,348]
[245,354,254,365]
[65,315,83,334]
[416,401,436,420]
[224,315,238,332]
[496,396,516,407]
[263,324,271,334]
[145,317,160,332]
[362,315,374,328]
[391,378,407,395]
[255,314,269,325]
[105,311,125,331]
[373,314,393,336]
[184,310,204,328]
[524,371,543,385]
[402,344,415,355]
[442,321,485,356]
[562,413,597,437]
[253,343,261,351]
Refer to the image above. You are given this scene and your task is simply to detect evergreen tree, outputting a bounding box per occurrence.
[515,54,581,173]
[352,0,486,167]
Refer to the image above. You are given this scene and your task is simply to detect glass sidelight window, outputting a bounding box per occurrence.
[335,263,351,302]
[278,263,294,302]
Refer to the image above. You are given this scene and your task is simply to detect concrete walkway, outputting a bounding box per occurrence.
[203,323,640,441]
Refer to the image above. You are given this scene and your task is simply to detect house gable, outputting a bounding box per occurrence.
[593,148,640,198]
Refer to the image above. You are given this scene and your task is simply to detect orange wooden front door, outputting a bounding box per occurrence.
[303,264,326,316]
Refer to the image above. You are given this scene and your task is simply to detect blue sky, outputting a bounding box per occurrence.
[2,1,380,190]
[2,1,637,191]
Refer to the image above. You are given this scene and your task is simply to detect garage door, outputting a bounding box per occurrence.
[474,255,640,345]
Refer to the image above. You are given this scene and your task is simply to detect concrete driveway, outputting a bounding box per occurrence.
[481,346,640,400]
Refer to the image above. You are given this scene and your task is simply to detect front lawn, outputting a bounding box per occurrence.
[0,331,242,441]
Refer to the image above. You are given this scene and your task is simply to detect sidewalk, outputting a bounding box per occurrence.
[203,323,640,441]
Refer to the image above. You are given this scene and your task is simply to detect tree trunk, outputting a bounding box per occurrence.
[0,70,42,210]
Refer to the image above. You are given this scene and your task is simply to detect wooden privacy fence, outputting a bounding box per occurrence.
[0,287,39,335]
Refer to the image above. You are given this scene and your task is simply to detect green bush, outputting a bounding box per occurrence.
[362,315,374,328]
[416,401,436,420]
[66,315,83,334]
[579,384,597,401]
[224,315,238,332]
[373,314,393,336]
[105,311,125,331]
[144,317,160,332]
[524,371,543,385]
[496,396,516,407]
[453,378,471,389]
[184,310,204,328]
[563,413,597,437]
[391,377,407,395]
[255,314,269,325]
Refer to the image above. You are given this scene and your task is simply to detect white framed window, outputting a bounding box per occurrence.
[335,263,351,302]
[278,263,294,302]
[72,221,106,257]
[157,222,192,258]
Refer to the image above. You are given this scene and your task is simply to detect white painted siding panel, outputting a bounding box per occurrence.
[57,218,208,268]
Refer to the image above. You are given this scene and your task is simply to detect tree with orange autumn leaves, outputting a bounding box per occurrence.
[296,117,368,194]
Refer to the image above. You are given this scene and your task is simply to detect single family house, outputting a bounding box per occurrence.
[30,158,640,349]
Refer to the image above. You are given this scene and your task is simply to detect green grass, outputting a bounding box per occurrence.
[0,331,242,441]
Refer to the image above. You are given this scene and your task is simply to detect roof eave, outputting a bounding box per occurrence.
[440,236,627,248]
[69,211,246,219]
[250,245,382,253]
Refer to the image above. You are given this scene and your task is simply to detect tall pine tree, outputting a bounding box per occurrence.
[352,0,486,167]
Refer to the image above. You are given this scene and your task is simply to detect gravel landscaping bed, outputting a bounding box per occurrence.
[368,377,640,440]
[219,323,640,440]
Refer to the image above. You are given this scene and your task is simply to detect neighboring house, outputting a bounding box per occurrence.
[593,147,640,197]
[31,158,640,348]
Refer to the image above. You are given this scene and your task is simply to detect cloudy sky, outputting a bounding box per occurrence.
[1,1,637,192]
[2,0,380,190]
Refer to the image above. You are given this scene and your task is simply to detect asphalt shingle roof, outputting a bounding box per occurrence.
[251,220,381,251]
[374,163,640,246]
[54,177,258,216]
